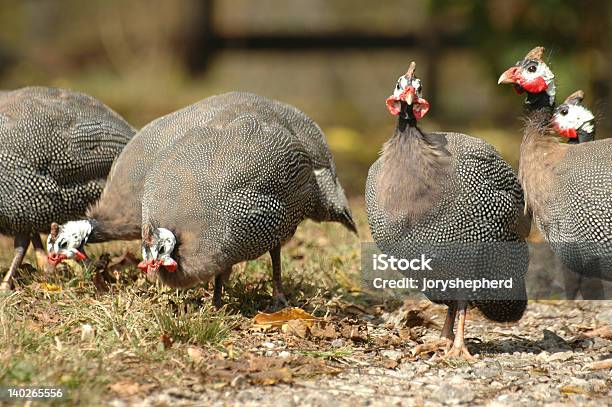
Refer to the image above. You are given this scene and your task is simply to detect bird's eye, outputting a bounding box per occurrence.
[417,86,422,93]
[560,108,568,116]
[59,241,67,249]
[527,65,537,73]
[396,83,401,90]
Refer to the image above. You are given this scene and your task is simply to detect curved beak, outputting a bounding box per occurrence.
[48,248,87,266]
[498,67,519,85]
[386,86,417,116]
[402,88,414,105]
[137,259,166,274]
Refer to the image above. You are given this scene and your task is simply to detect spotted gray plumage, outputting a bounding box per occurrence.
[0,86,135,289]
[141,109,316,290]
[531,134,612,281]
[496,46,612,284]
[366,130,528,322]
[0,87,134,234]
[80,91,354,246]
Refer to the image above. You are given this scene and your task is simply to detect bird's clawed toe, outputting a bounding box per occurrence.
[446,342,476,361]
[413,337,453,356]
[271,292,289,311]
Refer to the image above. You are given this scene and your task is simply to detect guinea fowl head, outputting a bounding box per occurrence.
[47,220,92,266]
[552,90,595,143]
[498,46,556,107]
[385,61,430,120]
[137,224,177,274]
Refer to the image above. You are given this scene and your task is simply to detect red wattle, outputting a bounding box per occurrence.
[519,76,548,94]
[48,252,67,266]
[74,250,87,261]
[413,97,430,119]
[137,261,148,272]
[555,126,577,139]
[386,96,401,116]
[163,260,178,272]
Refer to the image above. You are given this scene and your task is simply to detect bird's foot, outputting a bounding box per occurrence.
[413,337,453,356]
[271,292,289,311]
[446,342,476,361]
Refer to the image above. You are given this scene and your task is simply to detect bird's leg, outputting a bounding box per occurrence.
[413,303,457,356]
[1,234,31,291]
[579,274,604,300]
[30,234,48,272]
[446,301,475,360]
[440,303,457,350]
[270,245,288,308]
[213,268,231,309]
[562,264,581,299]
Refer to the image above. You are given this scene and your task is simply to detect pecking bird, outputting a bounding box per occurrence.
[498,46,612,290]
[138,104,325,307]
[366,62,529,359]
[48,92,356,305]
[0,86,135,289]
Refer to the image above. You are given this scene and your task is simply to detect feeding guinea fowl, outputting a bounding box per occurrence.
[366,62,529,359]
[498,46,612,288]
[0,86,135,290]
[48,92,356,306]
[136,96,356,308]
[47,92,356,275]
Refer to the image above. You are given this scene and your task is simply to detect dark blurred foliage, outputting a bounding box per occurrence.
[0,0,609,195]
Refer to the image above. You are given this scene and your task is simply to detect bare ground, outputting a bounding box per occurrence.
[0,203,610,406]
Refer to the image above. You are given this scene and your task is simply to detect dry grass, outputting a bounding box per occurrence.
[0,200,365,405]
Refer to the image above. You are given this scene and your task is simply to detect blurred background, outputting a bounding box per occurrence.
[0,0,610,196]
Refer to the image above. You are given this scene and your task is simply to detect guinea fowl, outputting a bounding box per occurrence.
[552,90,595,144]
[48,92,356,305]
[0,86,135,289]
[366,62,529,359]
[137,103,331,308]
[550,91,603,299]
[498,46,612,287]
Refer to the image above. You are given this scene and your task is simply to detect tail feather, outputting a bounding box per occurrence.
[475,299,527,322]
[312,167,357,235]
[333,206,358,235]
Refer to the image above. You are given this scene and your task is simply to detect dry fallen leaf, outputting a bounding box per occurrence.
[252,307,317,328]
[109,380,142,397]
[310,322,338,339]
[340,323,367,342]
[187,346,204,363]
[250,368,293,385]
[382,358,399,369]
[282,319,309,338]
